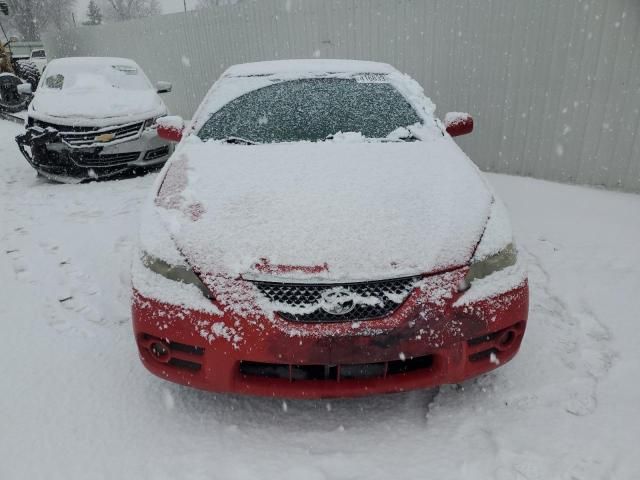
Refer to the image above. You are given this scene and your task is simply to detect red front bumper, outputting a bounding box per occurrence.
[132,275,528,399]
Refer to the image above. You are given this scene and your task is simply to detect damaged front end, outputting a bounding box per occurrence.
[15,120,172,183]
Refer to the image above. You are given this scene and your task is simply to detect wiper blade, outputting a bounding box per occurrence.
[220,136,259,145]
[383,132,420,142]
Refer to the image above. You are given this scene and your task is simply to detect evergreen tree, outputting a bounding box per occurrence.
[84,0,103,25]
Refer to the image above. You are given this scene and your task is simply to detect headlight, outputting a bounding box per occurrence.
[143,115,165,129]
[141,252,212,299]
[459,243,517,291]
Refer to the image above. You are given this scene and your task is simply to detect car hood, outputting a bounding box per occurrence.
[155,137,493,282]
[31,87,164,123]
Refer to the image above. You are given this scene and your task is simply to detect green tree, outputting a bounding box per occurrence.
[83,0,102,25]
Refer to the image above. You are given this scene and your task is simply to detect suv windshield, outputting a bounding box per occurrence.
[42,63,151,91]
[197,77,422,143]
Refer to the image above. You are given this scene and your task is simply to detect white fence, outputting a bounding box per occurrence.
[44,0,640,192]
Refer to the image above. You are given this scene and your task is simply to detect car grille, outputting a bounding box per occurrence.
[74,151,141,167]
[253,276,420,323]
[240,355,434,381]
[34,120,144,147]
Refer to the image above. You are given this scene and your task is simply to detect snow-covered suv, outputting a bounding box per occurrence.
[16,57,173,183]
[29,48,47,74]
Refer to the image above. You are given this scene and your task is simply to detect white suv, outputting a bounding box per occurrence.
[29,49,47,74]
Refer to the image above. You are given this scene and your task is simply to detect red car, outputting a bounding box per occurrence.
[132,60,528,398]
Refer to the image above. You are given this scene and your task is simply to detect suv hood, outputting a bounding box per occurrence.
[156,138,492,282]
[30,88,164,123]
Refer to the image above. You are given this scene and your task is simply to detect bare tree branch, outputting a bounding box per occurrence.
[3,0,76,41]
[197,0,241,8]
[100,0,161,21]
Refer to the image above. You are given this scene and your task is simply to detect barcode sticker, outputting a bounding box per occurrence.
[112,65,138,75]
[354,73,388,83]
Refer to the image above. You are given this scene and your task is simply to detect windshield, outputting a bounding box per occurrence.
[42,62,152,91]
[197,77,423,143]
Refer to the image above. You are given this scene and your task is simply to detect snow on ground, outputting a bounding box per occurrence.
[1,119,639,479]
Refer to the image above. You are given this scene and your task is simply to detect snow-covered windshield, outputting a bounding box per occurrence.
[42,62,152,92]
[197,77,423,143]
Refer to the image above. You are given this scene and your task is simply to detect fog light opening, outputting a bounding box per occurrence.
[149,341,170,362]
[498,329,516,348]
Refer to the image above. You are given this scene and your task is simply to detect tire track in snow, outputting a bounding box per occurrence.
[2,201,101,336]
[419,241,619,478]
[523,244,615,417]
[0,155,148,336]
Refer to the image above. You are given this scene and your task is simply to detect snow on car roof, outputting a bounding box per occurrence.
[222,59,398,77]
[46,56,140,68]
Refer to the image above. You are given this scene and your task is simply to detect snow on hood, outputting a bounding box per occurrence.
[155,136,493,282]
[29,57,166,123]
[31,88,164,121]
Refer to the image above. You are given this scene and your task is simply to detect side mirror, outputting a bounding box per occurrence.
[444,112,474,137]
[17,83,32,95]
[156,116,184,142]
[156,81,172,94]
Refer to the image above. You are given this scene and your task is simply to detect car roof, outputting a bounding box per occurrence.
[223,59,399,78]
[47,57,140,69]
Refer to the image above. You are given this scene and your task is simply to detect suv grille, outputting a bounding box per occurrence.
[144,145,170,161]
[34,120,144,147]
[253,276,419,323]
[74,151,141,167]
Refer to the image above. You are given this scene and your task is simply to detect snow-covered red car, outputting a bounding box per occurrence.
[132,59,529,398]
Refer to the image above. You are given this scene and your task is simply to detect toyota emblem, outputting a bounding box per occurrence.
[320,287,356,315]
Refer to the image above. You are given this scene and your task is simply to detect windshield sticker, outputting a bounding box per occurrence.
[111,65,138,75]
[45,74,64,89]
[354,73,389,83]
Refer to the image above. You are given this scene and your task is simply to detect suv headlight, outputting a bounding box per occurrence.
[141,252,212,299]
[459,243,517,292]
[143,115,166,129]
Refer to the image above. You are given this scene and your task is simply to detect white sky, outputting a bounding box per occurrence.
[75,0,199,22]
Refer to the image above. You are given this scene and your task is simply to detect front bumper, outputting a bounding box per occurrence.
[15,125,172,182]
[132,270,529,399]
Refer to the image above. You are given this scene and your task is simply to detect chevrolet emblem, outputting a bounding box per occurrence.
[94,133,115,143]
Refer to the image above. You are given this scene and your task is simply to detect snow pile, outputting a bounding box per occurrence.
[444,111,471,126]
[156,115,185,132]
